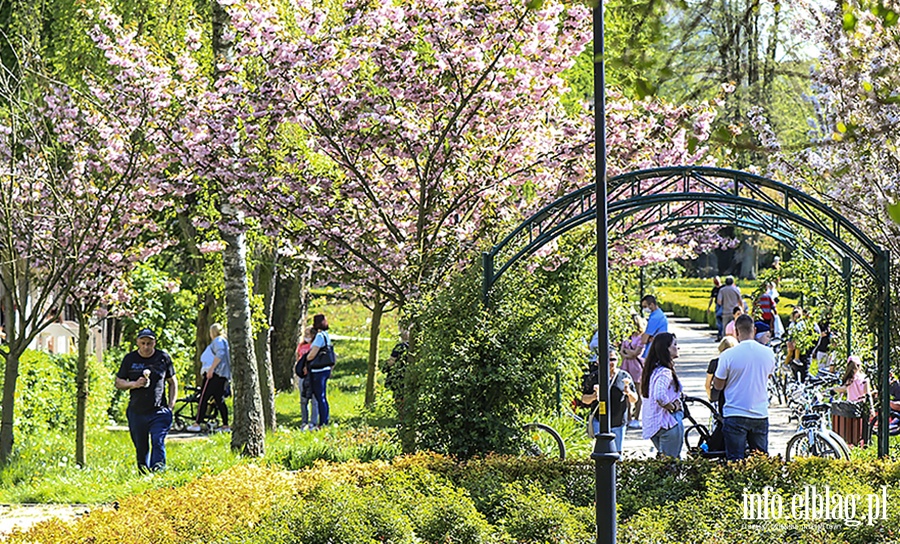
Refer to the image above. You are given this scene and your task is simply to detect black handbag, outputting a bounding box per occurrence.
[308,344,336,370]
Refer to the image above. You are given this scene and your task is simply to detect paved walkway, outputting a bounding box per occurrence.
[620,314,796,459]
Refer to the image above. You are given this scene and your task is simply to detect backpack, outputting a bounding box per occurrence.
[308,332,336,370]
[295,352,308,378]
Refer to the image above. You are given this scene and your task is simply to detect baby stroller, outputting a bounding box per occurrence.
[172,384,225,432]
[682,395,726,459]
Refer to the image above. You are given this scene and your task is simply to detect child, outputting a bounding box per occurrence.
[296,327,318,430]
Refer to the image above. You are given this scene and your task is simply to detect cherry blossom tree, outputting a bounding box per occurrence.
[268,0,720,403]
[0,43,174,462]
[83,0,324,456]
[86,0,725,418]
[749,0,900,355]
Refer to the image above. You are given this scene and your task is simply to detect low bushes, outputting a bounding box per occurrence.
[0,350,116,439]
[656,281,798,330]
[10,454,900,543]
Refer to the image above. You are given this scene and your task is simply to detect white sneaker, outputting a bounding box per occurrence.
[627,421,642,430]
[186,424,202,432]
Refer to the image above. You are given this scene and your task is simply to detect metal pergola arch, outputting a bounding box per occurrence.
[482,166,893,457]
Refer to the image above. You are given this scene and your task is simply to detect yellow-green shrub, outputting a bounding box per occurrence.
[10,453,900,544]
[6,465,294,544]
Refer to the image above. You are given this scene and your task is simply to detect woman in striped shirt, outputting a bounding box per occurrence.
[640,332,684,458]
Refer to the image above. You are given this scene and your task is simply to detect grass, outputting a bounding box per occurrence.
[0,296,404,505]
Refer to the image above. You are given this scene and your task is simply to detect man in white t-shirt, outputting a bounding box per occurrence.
[713,315,776,461]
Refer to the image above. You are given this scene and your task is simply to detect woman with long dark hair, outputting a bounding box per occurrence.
[305,314,335,428]
[640,332,683,458]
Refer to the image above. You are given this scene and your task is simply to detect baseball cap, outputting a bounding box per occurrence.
[137,328,156,340]
[753,321,770,333]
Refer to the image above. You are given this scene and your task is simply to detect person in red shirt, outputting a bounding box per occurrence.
[756,291,776,331]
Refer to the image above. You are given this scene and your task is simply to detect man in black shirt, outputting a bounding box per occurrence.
[115,328,178,473]
[890,374,900,412]
[383,329,409,397]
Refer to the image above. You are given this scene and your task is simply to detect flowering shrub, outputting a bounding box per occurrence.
[9,454,900,543]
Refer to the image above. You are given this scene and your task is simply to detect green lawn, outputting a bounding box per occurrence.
[0,297,402,504]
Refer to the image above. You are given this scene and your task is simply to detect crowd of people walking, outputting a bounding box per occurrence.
[583,275,874,461]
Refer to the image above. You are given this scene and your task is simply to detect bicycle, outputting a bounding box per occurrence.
[520,422,566,460]
[519,400,605,461]
[783,372,850,461]
[866,405,900,446]
[172,384,225,433]
[766,338,791,406]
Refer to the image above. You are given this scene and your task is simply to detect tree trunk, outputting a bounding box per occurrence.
[75,310,89,467]
[211,0,263,456]
[365,297,385,407]
[253,252,277,431]
[220,202,265,457]
[271,261,312,390]
[0,347,19,463]
[176,203,218,386]
[762,4,780,105]
[0,288,19,463]
[398,322,416,453]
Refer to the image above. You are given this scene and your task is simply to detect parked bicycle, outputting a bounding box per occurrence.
[520,422,566,460]
[784,372,850,461]
[766,338,791,406]
[866,406,900,445]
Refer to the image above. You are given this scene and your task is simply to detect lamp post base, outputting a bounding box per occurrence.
[591,432,619,544]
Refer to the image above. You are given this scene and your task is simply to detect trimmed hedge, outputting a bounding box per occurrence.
[656,281,798,331]
[11,454,900,543]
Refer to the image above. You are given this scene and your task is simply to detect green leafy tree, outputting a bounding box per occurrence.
[399,234,596,456]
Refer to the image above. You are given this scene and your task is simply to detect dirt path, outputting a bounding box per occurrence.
[0,504,93,540]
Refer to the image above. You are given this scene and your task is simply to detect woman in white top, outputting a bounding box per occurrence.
[189,323,232,432]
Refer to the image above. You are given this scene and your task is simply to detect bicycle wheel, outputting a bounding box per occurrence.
[825,430,852,459]
[520,423,566,460]
[785,431,845,461]
[775,371,788,405]
[767,377,778,406]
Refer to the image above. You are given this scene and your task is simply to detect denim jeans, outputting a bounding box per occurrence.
[715,308,724,339]
[591,420,626,453]
[126,406,173,472]
[310,368,331,426]
[651,410,683,458]
[300,391,319,427]
[723,416,769,461]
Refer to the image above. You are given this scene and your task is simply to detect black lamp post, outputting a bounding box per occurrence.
[590,1,618,544]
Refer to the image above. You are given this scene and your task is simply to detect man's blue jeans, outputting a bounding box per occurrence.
[723,416,768,461]
[126,406,173,472]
